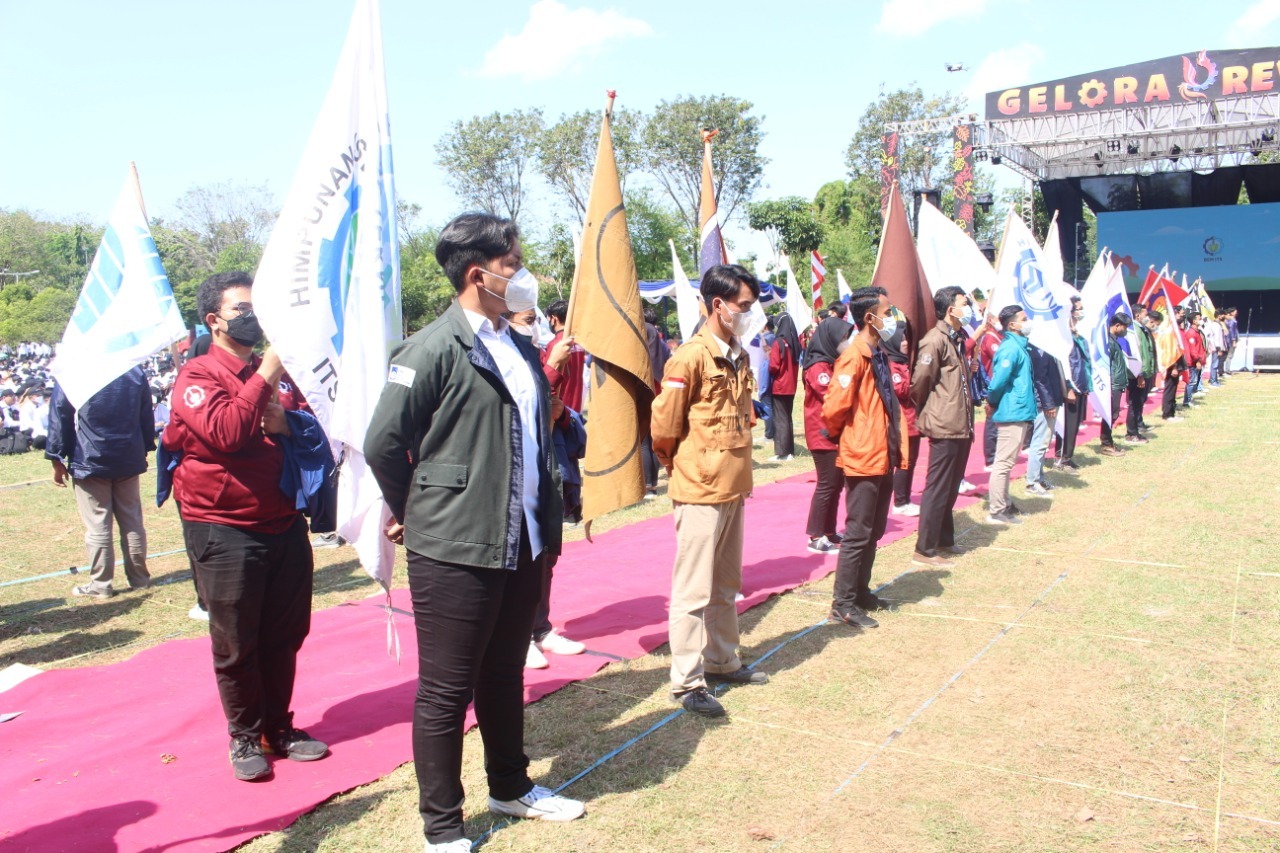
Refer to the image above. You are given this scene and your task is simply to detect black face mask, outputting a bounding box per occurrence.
[225,313,263,348]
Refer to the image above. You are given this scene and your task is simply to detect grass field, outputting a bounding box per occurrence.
[2,375,1278,851]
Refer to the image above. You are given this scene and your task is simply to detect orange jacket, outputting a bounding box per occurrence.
[650,325,756,504]
[821,335,909,477]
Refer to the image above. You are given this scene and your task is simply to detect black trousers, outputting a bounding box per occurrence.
[1099,389,1123,447]
[914,437,971,557]
[833,474,893,611]
[184,515,313,739]
[175,500,205,610]
[983,410,997,466]
[1125,378,1149,437]
[771,393,795,457]
[407,529,542,844]
[893,434,922,506]
[532,554,556,642]
[1162,372,1179,418]
[805,449,843,538]
[641,434,659,491]
[1055,395,1083,462]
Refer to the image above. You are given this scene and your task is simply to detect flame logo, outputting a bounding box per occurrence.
[1178,50,1218,100]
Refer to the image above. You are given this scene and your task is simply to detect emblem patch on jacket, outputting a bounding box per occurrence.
[388,365,416,388]
[183,386,206,408]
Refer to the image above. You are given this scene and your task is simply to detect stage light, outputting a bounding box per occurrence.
[1169,145,1182,163]
[1106,139,1121,153]
[975,192,994,212]
[1127,142,1140,155]
[991,155,1003,165]
[1092,152,1103,161]
[974,149,989,162]
[1263,128,1277,144]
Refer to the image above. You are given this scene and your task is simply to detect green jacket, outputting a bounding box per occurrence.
[1135,324,1156,379]
[1107,333,1129,391]
[364,301,563,570]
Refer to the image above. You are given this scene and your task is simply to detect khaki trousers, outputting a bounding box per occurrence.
[669,499,744,694]
[989,422,1029,516]
[72,475,149,592]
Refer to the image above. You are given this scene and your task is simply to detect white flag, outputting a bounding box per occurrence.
[916,202,1000,300]
[670,240,702,343]
[781,254,813,333]
[254,0,400,590]
[1080,250,1120,423]
[992,213,1075,366]
[836,269,853,304]
[53,168,186,409]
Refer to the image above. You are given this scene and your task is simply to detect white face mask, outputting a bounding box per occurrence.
[482,266,538,313]
[1019,319,1035,338]
[510,322,539,346]
[953,304,974,324]
[872,313,897,341]
[719,301,754,337]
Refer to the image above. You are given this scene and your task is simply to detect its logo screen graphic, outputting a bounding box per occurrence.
[1203,237,1223,256]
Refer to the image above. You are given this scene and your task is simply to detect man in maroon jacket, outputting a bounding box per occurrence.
[163,271,327,782]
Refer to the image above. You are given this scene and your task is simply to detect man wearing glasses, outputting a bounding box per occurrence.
[164,271,327,782]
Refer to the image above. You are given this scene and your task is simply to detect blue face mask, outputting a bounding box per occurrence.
[874,313,898,341]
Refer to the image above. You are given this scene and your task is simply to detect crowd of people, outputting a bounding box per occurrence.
[4,211,1241,852]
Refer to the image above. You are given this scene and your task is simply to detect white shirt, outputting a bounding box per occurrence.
[462,308,544,558]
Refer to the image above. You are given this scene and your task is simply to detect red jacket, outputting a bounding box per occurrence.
[977,328,1003,376]
[802,362,838,452]
[163,346,299,533]
[888,360,919,437]
[768,338,799,396]
[1181,328,1206,367]
[541,330,586,412]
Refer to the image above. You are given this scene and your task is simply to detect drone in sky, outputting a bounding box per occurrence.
[945,62,967,72]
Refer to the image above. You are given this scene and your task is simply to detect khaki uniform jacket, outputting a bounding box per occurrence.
[650,326,756,505]
[910,320,974,440]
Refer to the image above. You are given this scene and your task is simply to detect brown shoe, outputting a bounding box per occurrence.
[911,552,956,569]
[1099,445,1124,457]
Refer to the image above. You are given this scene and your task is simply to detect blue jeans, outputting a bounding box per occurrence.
[1183,365,1202,404]
[1209,352,1220,384]
[1025,409,1056,485]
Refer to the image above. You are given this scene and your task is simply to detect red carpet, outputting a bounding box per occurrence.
[0,406,1127,852]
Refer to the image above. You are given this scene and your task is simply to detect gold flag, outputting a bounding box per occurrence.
[565,93,654,527]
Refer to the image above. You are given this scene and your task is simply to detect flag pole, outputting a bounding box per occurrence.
[128,161,149,223]
[564,89,616,338]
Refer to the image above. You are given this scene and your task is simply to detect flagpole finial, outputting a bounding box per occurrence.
[701,127,719,146]
[605,89,616,117]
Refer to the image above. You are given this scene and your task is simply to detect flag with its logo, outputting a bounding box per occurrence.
[992,212,1075,366]
[53,166,187,409]
[253,0,400,591]
[698,129,728,276]
[811,250,825,312]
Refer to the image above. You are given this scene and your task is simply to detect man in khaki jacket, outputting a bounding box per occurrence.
[651,264,767,718]
[909,286,975,569]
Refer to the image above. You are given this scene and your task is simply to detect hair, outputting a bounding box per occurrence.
[849,286,886,326]
[1188,312,1201,323]
[829,302,848,319]
[1070,295,1082,307]
[196,271,254,324]
[435,212,520,293]
[1147,309,1163,323]
[546,299,568,324]
[700,264,759,306]
[1109,312,1132,328]
[934,286,967,320]
[998,304,1024,330]
[643,307,657,326]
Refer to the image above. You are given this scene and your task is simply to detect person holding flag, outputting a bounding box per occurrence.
[1124,305,1157,444]
[984,305,1037,524]
[1099,313,1133,456]
[365,213,584,848]
[1054,296,1091,472]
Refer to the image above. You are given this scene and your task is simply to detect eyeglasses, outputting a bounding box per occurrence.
[220,302,255,318]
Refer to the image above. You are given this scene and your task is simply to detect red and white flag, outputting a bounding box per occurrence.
[811,250,826,312]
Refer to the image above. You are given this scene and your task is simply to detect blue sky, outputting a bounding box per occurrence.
[3,0,1279,252]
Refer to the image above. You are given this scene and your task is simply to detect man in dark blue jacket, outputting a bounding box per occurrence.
[1055,297,1090,472]
[46,366,155,598]
[1025,344,1064,498]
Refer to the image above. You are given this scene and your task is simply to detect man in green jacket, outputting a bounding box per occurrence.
[983,304,1036,525]
[1125,305,1157,444]
[365,212,583,851]
[1099,313,1131,457]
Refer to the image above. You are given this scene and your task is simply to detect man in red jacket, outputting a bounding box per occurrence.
[767,312,801,460]
[1180,314,1207,408]
[164,271,327,782]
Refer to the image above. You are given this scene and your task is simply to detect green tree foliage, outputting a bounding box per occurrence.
[641,94,766,234]
[536,107,644,218]
[747,196,824,260]
[845,86,968,202]
[623,188,695,282]
[434,109,545,225]
[812,180,878,298]
[0,286,77,344]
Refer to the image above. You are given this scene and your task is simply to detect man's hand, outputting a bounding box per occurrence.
[384,520,405,545]
[1066,389,1077,402]
[257,346,286,385]
[984,401,994,417]
[261,401,290,436]
[550,395,565,422]
[547,335,575,370]
[51,458,68,488]
[1046,408,1058,419]
[1137,377,1146,389]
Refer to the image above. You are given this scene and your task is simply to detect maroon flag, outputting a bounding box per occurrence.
[871,184,934,364]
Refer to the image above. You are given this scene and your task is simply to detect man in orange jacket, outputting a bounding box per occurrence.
[822,286,910,629]
[651,264,767,718]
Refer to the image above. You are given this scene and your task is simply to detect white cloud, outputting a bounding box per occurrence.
[478,1,653,81]
[876,0,991,37]
[1225,0,1280,47]
[964,43,1044,104]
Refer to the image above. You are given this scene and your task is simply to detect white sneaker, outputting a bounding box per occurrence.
[982,464,994,473]
[525,642,549,669]
[310,532,340,549]
[643,491,659,501]
[958,479,977,494]
[425,839,472,852]
[537,631,585,656]
[891,502,920,517]
[189,604,209,621]
[489,785,585,822]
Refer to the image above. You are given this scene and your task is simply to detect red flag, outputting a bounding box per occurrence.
[811,250,826,312]
[1136,267,1161,309]
[871,185,933,364]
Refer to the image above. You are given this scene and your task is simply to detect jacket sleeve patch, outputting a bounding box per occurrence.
[388,364,416,388]
[837,374,852,389]
[663,377,687,389]
[818,372,830,386]
[919,352,933,366]
[183,386,206,408]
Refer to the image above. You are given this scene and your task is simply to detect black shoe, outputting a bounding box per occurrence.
[678,687,726,717]
[827,533,843,545]
[1036,478,1054,491]
[707,666,769,685]
[1007,502,1023,516]
[857,594,894,612]
[829,606,879,629]
[230,735,272,781]
[263,724,328,762]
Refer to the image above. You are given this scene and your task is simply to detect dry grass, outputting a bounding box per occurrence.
[3,377,1279,851]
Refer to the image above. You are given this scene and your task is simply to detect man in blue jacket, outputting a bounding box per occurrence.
[1025,343,1064,498]
[983,305,1036,526]
[46,366,155,597]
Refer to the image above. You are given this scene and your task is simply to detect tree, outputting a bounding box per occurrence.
[812,180,878,300]
[845,86,969,207]
[641,94,766,235]
[536,107,644,219]
[434,109,545,225]
[747,197,824,266]
[170,181,276,273]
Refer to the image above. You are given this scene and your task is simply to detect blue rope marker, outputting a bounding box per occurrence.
[0,548,187,589]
